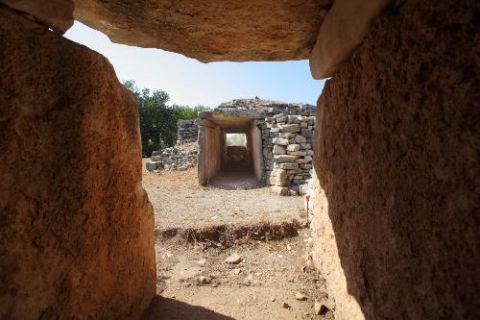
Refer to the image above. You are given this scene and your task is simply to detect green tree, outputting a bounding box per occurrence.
[123,80,176,156]
[123,81,211,157]
[172,104,209,120]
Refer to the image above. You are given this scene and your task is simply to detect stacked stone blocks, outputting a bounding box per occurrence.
[176,119,199,144]
[258,105,315,195]
[147,99,316,196]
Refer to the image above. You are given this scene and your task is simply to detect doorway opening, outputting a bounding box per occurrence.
[198,110,265,189]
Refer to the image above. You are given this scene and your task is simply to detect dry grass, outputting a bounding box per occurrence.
[156,219,303,248]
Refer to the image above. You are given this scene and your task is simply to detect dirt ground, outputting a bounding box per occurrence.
[142,164,333,320]
[143,166,306,232]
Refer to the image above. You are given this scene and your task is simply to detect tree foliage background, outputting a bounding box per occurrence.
[123,80,208,157]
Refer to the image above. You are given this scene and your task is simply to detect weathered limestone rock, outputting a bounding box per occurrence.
[272,145,286,155]
[0,0,74,33]
[274,155,297,163]
[73,0,333,62]
[146,142,198,172]
[309,0,392,78]
[272,137,289,146]
[294,135,307,143]
[287,144,301,152]
[198,99,316,195]
[311,1,480,318]
[0,8,155,319]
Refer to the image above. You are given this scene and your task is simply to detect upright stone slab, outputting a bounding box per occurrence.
[0,8,155,319]
[311,1,480,318]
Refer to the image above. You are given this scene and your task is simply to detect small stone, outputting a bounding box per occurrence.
[145,161,158,171]
[314,298,335,315]
[270,296,276,302]
[286,144,301,152]
[272,137,289,145]
[295,135,307,143]
[273,145,286,155]
[242,274,255,286]
[295,292,307,301]
[288,151,306,156]
[282,302,291,309]
[278,163,299,170]
[233,268,242,275]
[196,258,206,267]
[225,253,242,264]
[274,155,297,163]
[278,124,300,133]
[193,275,212,286]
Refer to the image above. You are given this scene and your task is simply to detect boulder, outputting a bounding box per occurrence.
[0,8,155,319]
[310,0,392,78]
[1,0,74,33]
[311,1,480,318]
[74,0,333,62]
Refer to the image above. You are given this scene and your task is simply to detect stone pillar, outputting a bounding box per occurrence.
[197,120,222,185]
[0,7,155,319]
[311,1,480,319]
[250,124,265,182]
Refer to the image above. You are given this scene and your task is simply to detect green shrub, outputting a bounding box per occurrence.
[123,80,210,156]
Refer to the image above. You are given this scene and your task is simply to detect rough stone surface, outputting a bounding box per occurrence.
[177,119,198,144]
[310,0,391,78]
[0,0,74,33]
[225,253,242,265]
[0,9,155,319]
[73,0,332,62]
[146,142,198,172]
[197,99,316,195]
[311,1,480,319]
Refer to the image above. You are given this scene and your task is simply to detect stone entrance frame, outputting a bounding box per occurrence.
[197,108,265,187]
[1,1,479,319]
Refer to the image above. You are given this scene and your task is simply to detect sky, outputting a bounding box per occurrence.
[65,22,325,107]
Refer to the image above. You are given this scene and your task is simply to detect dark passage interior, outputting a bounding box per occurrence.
[223,132,250,171]
[198,114,264,189]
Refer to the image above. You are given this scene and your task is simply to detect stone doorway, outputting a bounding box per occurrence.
[198,110,264,189]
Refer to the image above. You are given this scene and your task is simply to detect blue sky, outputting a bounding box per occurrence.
[65,22,325,107]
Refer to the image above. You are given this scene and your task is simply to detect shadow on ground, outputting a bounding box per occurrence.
[142,296,236,320]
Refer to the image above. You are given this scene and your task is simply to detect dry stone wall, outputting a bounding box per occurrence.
[146,120,199,172]
[73,0,332,62]
[260,108,316,195]
[217,99,316,195]
[148,99,316,197]
[177,119,199,144]
[146,142,198,172]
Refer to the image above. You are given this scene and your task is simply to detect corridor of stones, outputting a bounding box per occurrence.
[1,1,479,320]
